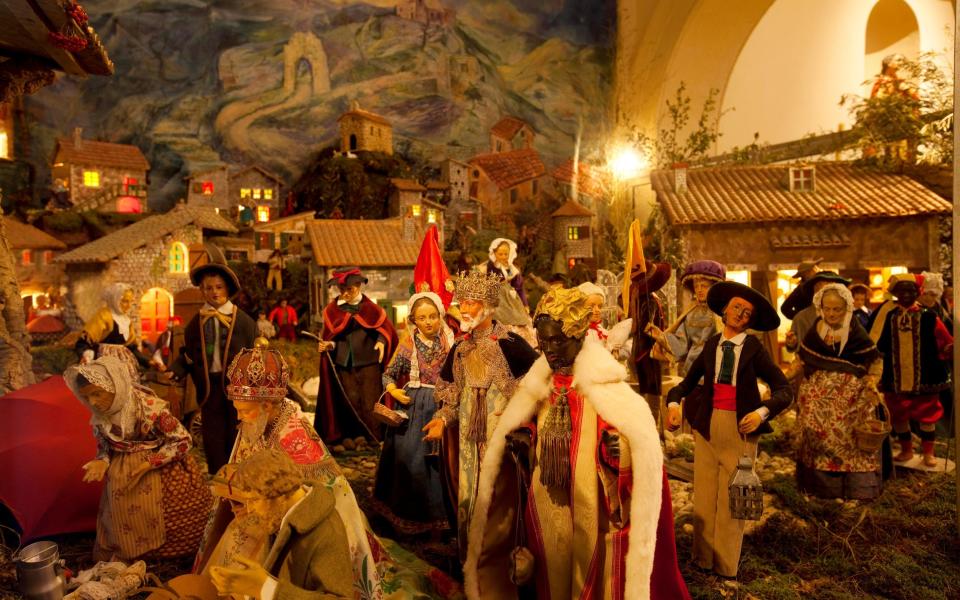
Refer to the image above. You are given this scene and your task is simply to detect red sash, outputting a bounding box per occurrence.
[713,382,737,411]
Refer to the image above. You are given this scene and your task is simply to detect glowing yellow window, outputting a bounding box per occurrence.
[0,131,8,159]
[240,188,252,199]
[567,226,579,241]
[264,188,273,200]
[411,204,422,216]
[256,205,270,222]
[427,209,437,224]
[169,242,188,273]
[83,170,100,187]
[253,188,262,200]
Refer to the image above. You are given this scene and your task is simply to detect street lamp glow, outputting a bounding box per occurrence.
[610,147,646,181]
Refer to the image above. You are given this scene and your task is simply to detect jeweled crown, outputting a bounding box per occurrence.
[454,270,501,306]
[226,347,290,402]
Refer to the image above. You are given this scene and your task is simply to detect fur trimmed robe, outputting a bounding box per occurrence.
[464,337,688,600]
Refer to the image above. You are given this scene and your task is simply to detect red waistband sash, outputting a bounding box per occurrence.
[713,382,737,411]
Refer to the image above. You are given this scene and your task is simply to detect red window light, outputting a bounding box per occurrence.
[202,181,214,195]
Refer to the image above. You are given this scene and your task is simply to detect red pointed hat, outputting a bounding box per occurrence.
[414,225,453,308]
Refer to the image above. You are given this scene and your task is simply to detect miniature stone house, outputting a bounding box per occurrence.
[7,218,67,298]
[252,211,316,261]
[338,101,393,155]
[389,178,445,241]
[468,148,546,226]
[230,166,284,224]
[551,199,594,268]
[185,165,229,211]
[489,116,535,153]
[51,128,150,213]
[552,159,607,210]
[55,205,237,343]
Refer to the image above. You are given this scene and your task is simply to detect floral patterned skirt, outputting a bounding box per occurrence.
[796,369,881,499]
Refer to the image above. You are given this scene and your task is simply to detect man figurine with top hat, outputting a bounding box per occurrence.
[422,269,539,556]
[169,244,257,474]
[666,281,793,578]
[316,267,398,443]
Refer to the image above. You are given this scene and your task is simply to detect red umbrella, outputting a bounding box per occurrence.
[0,376,103,541]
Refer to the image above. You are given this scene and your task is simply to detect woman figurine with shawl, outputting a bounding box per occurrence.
[66,356,212,561]
[789,283,884,500]
[372,292,453,536]
[480,238,537,346]
[75,283,152,378]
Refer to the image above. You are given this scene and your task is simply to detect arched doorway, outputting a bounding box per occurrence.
[864,0,919,81]
[140,288,173,345]
[349,134,358,151]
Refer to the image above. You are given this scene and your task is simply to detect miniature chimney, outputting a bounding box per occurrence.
[672,163,688,193]
[73,127,83,150]
[350,99,360,111]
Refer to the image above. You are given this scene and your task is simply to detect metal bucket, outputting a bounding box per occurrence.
[15,541,65,600]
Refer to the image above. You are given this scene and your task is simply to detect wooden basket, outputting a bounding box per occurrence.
[373,401,408,427]
[854,400,891,452]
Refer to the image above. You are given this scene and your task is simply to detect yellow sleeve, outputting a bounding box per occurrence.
[82,308,114,344]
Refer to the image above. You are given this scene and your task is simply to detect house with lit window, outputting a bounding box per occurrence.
[389,178,445,244]
[231,166,284,224]
[6,217,67,300]
[551,199,594,269]
[185,165,229,210]
[252,210,317,262]
[337,101,393,155]
[51,128,150,213]
[468,148,547,226]
[652,162,952,362]
[55,204,237,343]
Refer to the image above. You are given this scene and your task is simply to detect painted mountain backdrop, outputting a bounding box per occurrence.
[25,0,615,208]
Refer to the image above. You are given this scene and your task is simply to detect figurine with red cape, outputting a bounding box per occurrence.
[316,267,398,443]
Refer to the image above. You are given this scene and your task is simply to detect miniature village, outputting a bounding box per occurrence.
[0,1,957,599]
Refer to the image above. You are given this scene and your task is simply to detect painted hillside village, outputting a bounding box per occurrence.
[0,1,958,599]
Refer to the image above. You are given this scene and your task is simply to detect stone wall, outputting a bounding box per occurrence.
[553,215,592,259]
[187,168,230,210]
[679,217,940,272]
[69,165,147,210]
[339,115,393,155]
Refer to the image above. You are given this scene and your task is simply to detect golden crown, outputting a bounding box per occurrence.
[226,347,290,402]
[454,270,502,306]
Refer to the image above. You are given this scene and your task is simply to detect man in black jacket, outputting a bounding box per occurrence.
[666,281,792,578]
[170,248,257,474]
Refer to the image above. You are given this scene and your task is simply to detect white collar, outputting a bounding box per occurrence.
[203,300,234,314]
[337,294,363,306]
[720,331,747,346]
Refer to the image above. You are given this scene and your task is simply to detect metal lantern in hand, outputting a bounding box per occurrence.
[728,454,763,520]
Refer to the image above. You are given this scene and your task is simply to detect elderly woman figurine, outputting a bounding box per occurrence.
[481,237,527,306]
[66,356,211,561]
[789,284,884,499]
[76,283,152,378]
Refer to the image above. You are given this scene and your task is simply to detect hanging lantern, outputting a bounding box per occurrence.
[728,454,763,520]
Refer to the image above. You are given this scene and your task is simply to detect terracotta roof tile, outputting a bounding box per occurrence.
[469,148,545,190]
[5,219,67,250]
[653,163,951,225]
[55,205,237,264]
[337,108,392,127]
[307,219,421,267]
[390,178,427,192]
[491,116,529,139]
[552,159,607,198]
[551,199,594,218]
[54,138,150,171]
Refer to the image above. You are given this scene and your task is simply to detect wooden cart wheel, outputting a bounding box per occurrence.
[188,412,203,450]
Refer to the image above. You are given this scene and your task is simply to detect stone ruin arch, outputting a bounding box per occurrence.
[283,31,331,96]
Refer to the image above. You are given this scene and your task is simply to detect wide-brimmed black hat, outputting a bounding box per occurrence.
[190,243,241,297]
[327,266,368,287]
[800,271,852,295]
[707,281,780,331]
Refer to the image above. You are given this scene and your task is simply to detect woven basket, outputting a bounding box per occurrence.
[854,400,891,452]
[372,401,408,427]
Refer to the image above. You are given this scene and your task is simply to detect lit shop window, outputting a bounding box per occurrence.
[83,170,100,187]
